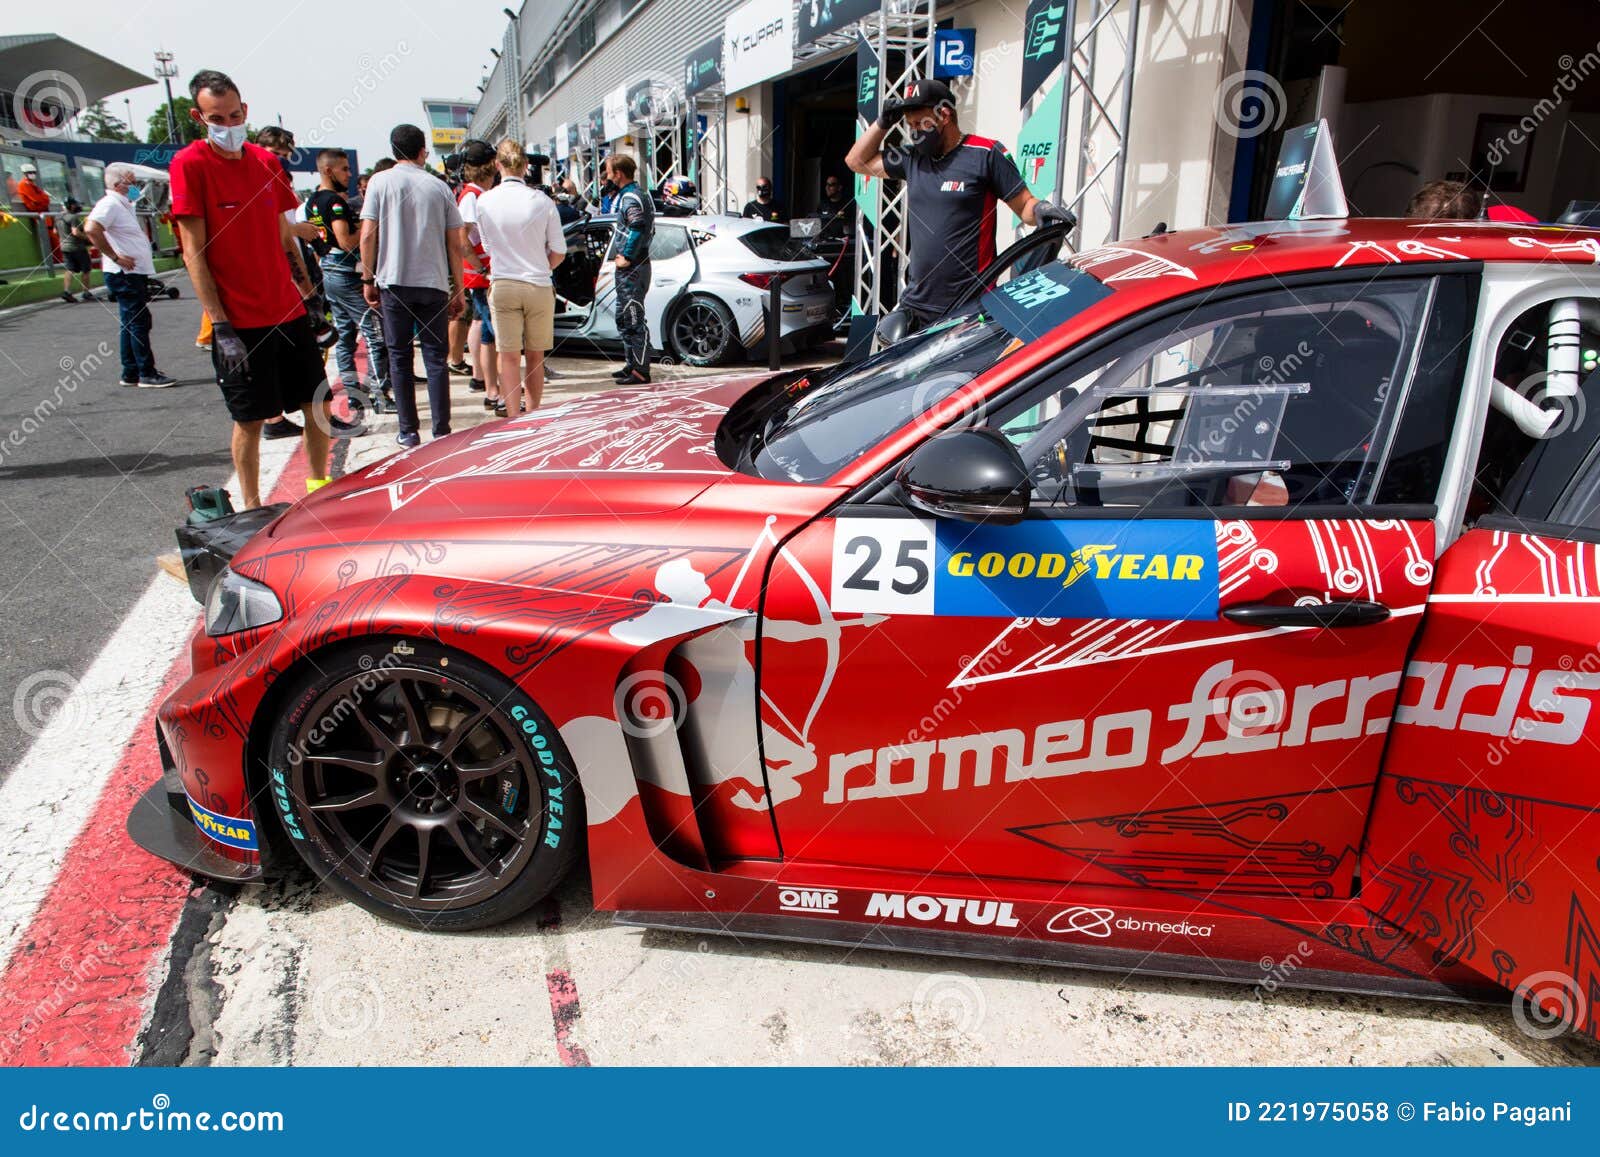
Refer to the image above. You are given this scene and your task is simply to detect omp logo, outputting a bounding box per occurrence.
[1046,907,1115,937]
[779,887,839,915]
[1046,908,1215,938]
[866,893,1020,929]
[940,180,967,192]
[946,546,1204,585]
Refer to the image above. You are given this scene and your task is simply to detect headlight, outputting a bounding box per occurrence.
[204,568,283,636]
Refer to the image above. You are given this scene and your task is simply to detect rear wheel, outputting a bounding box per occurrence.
[265,639,583,931]
[668,294,737,366]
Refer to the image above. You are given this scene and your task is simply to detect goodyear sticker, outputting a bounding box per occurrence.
[830,517,1219,621]
[187,796,259,851]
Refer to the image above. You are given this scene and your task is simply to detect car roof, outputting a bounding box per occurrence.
[1072,218,1600,293]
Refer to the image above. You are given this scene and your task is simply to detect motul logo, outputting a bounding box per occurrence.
[865,893,1020,929]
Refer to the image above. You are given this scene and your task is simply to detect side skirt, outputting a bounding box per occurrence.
[614,909,1500,1005]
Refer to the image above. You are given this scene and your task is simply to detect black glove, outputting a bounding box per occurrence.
[876,97,908,132]
[1032,200,1078,231]
[212,321,249,378]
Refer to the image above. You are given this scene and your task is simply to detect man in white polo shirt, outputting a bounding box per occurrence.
[473,139,566,416]
[84,163,174,388]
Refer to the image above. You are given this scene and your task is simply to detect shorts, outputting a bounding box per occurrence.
[468,286,495,344]
[213,314,327,423]
[489,279,554,352]
[62,249,91,274]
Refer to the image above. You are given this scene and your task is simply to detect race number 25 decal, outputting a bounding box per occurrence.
[829,517,1220,620]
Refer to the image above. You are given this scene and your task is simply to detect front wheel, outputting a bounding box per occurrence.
[668,294,737,366]
[264,639,583,931]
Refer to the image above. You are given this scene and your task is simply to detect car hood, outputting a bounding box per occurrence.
[270,376,762,539]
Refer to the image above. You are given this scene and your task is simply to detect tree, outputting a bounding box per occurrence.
[145,96,205,145]
[77,100,138,143]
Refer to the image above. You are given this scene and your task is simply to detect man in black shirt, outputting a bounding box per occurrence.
[846,77,1073,340]
[742,177,784,222]
[307,148,389,412]
[817,175,855,312]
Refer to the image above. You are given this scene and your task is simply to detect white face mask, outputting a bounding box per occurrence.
[207,122,249,152]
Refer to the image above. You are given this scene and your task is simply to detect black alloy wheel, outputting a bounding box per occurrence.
[266,640,583,930]
[668,295,736,365]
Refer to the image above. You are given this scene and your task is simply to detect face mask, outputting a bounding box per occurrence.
[910,126,942,159]
[207,122,249,152]
[125,184,142,203]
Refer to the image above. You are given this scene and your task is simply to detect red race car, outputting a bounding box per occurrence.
[132,217,1600,1040]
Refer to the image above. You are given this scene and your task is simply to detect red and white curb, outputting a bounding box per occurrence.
[0,439,304,1065]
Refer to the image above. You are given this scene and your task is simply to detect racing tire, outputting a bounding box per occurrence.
[667,294,737,366]
[264,638,584,931]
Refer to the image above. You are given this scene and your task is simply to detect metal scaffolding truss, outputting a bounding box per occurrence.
[1059,0,1141,249]
[690,90,730,213]
[854,0,938,322]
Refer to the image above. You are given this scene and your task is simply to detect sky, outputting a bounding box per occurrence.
[43,0,510,168]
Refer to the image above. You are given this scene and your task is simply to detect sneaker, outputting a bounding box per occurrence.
[483,395,500,410]
[493,400,508,417]
[306,477,331,494]
[60,291,77,304]
[138,373,177,388]
[544,365,563,380]
[195,339,212,350]
[610,366,633,383]
[328,415,368,439]
[468,378,486,392]
[446,360,472,375]
[263,417,303,440]
[619,368,651,386]
[397,431,421,449]
[119,374,140,387]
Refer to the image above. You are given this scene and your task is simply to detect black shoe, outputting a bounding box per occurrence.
[329,415,368,439]
[60,291,77,303]
[138,373,177,389]
[620,368,651,386]
[468,377,486,392]
[263,417,303,439]
[446,360,472,376]
[493,400,508,417]
[611,367,634,383]
[483,396,499,410]
[397,431,421,449]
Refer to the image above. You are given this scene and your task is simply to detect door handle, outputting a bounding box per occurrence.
[1222,600,1391,629]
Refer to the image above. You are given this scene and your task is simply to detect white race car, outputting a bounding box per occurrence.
[551,213,836,365]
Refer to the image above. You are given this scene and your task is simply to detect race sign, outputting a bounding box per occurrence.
[830,517,1220,620]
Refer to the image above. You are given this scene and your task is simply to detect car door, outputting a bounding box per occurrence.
[1363,284,1600,1037]
[642,223,695,349]
[757,271,1477,899]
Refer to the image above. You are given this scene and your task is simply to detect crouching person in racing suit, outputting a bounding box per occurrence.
[606,154,655,385]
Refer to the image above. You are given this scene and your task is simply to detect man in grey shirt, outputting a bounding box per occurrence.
[360,123,465,447]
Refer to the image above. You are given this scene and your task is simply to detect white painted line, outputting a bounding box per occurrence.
[0,438,299,971]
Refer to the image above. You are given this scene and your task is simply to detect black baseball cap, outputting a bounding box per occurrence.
[899,77,954,110]
[460,139,496,166]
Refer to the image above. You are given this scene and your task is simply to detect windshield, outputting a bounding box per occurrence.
[741,315,1018,482]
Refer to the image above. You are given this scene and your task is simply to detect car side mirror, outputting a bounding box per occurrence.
[896,428,1032,525]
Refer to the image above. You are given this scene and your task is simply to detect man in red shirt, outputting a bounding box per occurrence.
[170,69,329,508]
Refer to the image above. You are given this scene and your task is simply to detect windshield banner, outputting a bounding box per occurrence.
[830,517,1221,621]
[981,262,1112,343]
